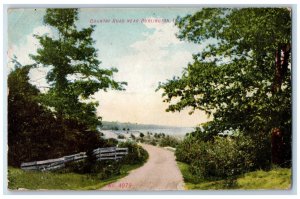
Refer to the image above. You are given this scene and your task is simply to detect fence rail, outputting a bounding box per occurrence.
[21,147,128,171]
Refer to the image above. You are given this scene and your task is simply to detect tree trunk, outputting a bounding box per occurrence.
[271,128,284,165]
[271,44,291,165]
[272,44,291,92]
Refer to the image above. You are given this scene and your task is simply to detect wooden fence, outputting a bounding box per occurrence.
[20,147,128,171]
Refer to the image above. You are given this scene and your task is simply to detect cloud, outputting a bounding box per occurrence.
[95,17,209,126]
[8,26,53,68]
[112,17,195,93]
[8,26,53,90]
[130,17,182,54]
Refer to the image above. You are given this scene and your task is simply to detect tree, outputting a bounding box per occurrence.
[158,8,291,166]
[31,9,126,130]
[8,65,41,165]
[8,64,108,166]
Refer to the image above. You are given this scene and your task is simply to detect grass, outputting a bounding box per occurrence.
[177,161,292,190]
[8,163,143,190]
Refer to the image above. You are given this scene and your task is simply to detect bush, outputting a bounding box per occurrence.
[130,134,136,140]
[62,141,148,179]
[64,159,121,180]
[142,138,158,146]
[106,138,118,146]
[159,135,180,148]
[176,135,260,180]
[149,139,157,146]
[175,136,206,164]
[117,134,125,139]
[118,142,148,164]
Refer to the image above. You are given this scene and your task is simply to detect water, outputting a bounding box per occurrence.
[134,127,195,137]
[101,127,195,139]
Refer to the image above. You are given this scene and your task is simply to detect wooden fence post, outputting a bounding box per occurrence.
[99,148,101,161]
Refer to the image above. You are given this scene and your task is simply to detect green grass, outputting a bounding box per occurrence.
[177,161,292,190]
[8,163,143,190]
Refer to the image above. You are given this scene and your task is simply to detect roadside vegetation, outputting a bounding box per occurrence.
[178,162,291,190]
[130,131,181,148]
[8,163,143,190]
[8,142,148,190]
[7,8,148,190]
[158,8,292,190]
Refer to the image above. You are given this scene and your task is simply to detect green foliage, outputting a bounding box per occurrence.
[175,136,205,164]
[7,65,112,166]
[149,139,157,146]
[118,142,149,165]
[158,8,291,166]
[176,134,269,180]
[130,133,136,140]
[31,9,126,130]
[154,133,165,139]
[236,168,291,190]
[8,9,127,167]
[117,134,125,139]
[177,161,202,184]
[177,162,291,190]
[106,138,118,146]
[64,159,121,180]
[159,135,180,148]
[189,136,256,179]
[8,163,144,190]
[58,141,148,180]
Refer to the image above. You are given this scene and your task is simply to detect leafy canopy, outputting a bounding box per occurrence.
[31,9,126,129]
[158,8,291,137]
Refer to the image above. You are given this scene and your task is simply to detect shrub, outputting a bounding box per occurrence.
[64,159,121,179]
[118,142,148,164]
[159,135,180,148]
[117,134,125,139]
[175,136,206,164]
[63,141,148,179]
[130,134,136,140]
[149,139,157,146]
[142,138,158,146]
[176,135,260,180]
[106,138,118,146]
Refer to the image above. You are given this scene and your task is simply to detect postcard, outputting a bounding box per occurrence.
[6,7,293,191]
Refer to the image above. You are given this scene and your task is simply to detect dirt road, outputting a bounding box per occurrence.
[101,143,185,191]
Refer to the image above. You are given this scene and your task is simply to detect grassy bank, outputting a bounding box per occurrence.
[8,163,142,190]
[177,162,291,190]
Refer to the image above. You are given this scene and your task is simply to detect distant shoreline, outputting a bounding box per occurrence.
[99,121,195,131]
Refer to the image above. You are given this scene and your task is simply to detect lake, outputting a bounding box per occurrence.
[100,127,195,140]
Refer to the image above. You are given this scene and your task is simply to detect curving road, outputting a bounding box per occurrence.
[101,143,185,191]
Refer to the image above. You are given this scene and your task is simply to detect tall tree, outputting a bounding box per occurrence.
[31,9,126,130]
[8,64,110,166]
[158,8,291,165]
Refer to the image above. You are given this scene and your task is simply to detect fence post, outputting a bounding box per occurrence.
[99,149,101,161]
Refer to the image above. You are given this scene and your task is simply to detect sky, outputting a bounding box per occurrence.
[7,8,211,127]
